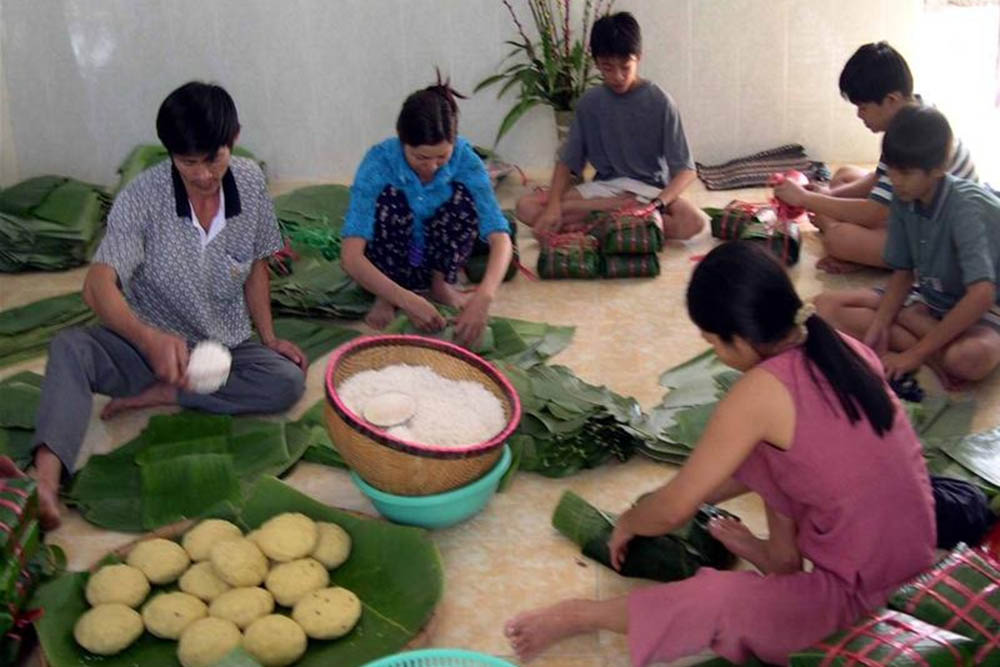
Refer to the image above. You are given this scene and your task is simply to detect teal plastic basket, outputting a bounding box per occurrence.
[361,648,517,666]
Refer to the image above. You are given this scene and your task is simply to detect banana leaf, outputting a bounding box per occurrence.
[0,292,97,368]
[270,254,373,320]
[0,372,44,468]
[537,240,601,279]
[293,401,348,469]
[601,253,660,278]
[114,144,262,195]
[67,412,311,532]
[34,476,444,667]
[551,490,737,581]
[268,317,361,363]
[273,184,351,261]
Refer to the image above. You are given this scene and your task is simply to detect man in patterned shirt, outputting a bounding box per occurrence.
[31,82,307,528]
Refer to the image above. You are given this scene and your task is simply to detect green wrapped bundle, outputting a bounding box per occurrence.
[704,201,801,266]
[537,233,601,280]
[601,253,661,278]
[114,144,262,195]
[0,177,111,272]
[551,490,738,582]
[0,478,37,562]
[889,543,1000,665]
[0,520,40,616]
[789,609,979,666]
[589,210,663,254]
[466,211,519,283]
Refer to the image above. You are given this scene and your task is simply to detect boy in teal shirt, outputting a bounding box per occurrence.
[817,105,1000,388]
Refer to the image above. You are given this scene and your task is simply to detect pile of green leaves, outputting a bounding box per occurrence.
[114,144,262,195]
[270,252,373,320]
[65,411,325,532]
[268,317,360,364]
[498,362,644,479]
[0,371,42,470]
[272,184,351,261]
[0,292,97,368]
[0,176,110,272]
[37,476,443,667]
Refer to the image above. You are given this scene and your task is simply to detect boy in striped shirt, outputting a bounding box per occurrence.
[773,42,977,273]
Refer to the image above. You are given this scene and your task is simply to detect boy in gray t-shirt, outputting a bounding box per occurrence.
[515,12,704,240]
[816,106,1000,389]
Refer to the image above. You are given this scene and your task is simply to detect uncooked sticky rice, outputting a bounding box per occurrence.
[338,364,506,447]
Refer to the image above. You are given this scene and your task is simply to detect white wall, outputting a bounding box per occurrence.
[1,0,986,187]
[0,0,20,188]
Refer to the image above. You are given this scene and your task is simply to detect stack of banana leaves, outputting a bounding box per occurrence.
[272,184,351,262]
[0,176,111,272]
[636,349,998,506]
[0,292,96,369]
[113,144,263,195]
[0,371,42,469]
[268,247,373,319]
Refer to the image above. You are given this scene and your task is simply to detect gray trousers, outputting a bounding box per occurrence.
[34,326,306,472]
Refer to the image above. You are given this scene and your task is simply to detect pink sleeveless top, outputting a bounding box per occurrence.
[734,336,935,598]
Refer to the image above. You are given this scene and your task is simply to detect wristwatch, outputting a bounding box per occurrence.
[652,197,667,213]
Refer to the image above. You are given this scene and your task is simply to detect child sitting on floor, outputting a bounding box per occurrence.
[340,74,513,348]
[816,105,1000,389]
[514,11,703,241]
[773,42,977,273]
[506,241,935,665]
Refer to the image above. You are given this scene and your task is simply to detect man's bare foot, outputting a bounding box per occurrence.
[817,255,864,274]
[27,448,63,530]
[101,382,178,420]
[364,297,396,330]
[429,278,470,309]
[504,599,592,661]
[36,481,62,530]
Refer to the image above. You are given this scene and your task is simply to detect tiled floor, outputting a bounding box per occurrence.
[6,168,1000,666]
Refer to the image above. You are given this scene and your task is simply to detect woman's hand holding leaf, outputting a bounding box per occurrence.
[609,513,635,571]
[455,292,491,349]
[403,293,447,332]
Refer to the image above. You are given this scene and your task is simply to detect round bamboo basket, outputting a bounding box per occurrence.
[324,335,522,496]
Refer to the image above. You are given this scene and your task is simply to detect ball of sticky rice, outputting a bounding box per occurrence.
[292,587,362,639]
[244,614,307,667]
[126,537,191,585]
[74,603,144,655]
[85,564,150,608]
[177,617,243,667]
[210,538,268,587]
[311,521,351,569]
[142,591,208,639]
[255,512,318,562]
[209,587,274,629]
[187,340,232,394]
[182,519,243,561]
[265,557,329,607]
[179,561,232,602]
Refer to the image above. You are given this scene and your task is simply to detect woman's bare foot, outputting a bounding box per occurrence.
[504,599,593,661]
[364,296,396,330]
[708,518,778,573]
[429,277,470,309]
[101,382,178,420]
[817,255,864,274]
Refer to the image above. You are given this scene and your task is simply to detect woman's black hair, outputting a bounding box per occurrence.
[396,69,467,147]
[687,242,895,436]
[156,81,241,156]
[882,104,953,172]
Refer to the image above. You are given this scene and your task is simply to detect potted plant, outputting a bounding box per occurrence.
[475,0,616,146]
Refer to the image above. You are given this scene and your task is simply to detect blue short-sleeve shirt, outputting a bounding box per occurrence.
[341,136,510,250]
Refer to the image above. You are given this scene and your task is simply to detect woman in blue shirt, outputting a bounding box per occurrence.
[341,76,513,347]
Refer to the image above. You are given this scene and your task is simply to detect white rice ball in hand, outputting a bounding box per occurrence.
[186,341,232,394]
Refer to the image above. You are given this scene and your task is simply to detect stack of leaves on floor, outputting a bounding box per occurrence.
[0,292,97,369]
[269,248,373,319]
[889,543,1000,665]
[66,412,326,532]
[272,184,351,262]
[113,144,263,195]
[0,176,111,272]
[0,372,43,468]
[588,210,662,278]
[788,609,979,666]
[703,201,802,266]
[552,490,737,581]
[0,477,65,663]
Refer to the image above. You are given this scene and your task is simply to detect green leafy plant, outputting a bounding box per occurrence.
[475,0,616,144]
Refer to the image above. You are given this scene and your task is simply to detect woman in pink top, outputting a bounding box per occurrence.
[505,241,935,665]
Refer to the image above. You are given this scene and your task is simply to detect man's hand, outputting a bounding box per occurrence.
[402,294,447,332]
[773,179,810,208]
[882,350,923,381]
[266,338,308,371]
[618,198,658,217]
[533,205,563,237]
[806,182,832,196]
[141,329,190,386]
[863,322,891,357]
[455,292,492,348]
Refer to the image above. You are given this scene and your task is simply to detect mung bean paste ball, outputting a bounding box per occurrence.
[85,564,150,608]
[74,604,144,655]
[126,537,191,584]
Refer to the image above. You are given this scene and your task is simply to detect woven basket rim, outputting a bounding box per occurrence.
[325,334,522,459]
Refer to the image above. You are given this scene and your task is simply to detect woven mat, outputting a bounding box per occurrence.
[696,144,830,190]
